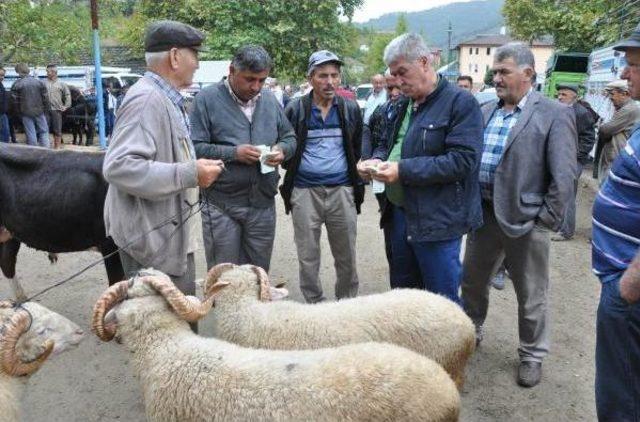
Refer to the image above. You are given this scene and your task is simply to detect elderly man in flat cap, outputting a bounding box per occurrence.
[551,83,596,241]
[592,22,640,421]
[103,20,224,330]
[281,50,363,303]
[594,79,640,185]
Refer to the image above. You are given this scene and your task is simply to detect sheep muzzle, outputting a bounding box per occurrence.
[0,309,54,377]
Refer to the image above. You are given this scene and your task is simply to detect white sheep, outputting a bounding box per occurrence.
[0,300,84,422]
[204,263,476,388]
[92,269,460,422]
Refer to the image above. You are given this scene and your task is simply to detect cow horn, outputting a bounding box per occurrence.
[203,263,236,299]
[250,265,272,302]
[143,276,213,322]
[1,310,54,377]
[91,280,131,342]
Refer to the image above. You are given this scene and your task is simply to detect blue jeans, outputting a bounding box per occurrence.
[0,114,10,143]
[22,114,50,147]
[390,206,462,304]
[595,277,640,421]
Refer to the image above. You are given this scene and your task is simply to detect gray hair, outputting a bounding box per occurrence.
[145,51,170,67]
[231,45,272,73]
[383,33,430,65]
[494,42,535,70]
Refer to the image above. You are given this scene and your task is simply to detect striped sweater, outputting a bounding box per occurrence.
[592,124,640,282]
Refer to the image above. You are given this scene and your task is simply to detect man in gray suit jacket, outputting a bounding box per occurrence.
[461,43,577,388]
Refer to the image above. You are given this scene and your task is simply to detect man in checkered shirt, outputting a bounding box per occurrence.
[461,42,577,388]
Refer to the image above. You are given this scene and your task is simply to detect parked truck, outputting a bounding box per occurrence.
[543,52,590,98]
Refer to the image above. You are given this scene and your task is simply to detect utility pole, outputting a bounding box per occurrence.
[447,21,453,65]
[90,0,106,149]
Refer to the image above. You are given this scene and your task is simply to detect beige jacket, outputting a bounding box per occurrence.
[45,78,71,111]
[103,76,198,276]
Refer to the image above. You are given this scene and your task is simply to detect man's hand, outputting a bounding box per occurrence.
[372,161,399,184]
[236,144,261,164]
[265,145,285,166]
[620,252,640,304]
[196,159,224,188]
[357,159,382,180]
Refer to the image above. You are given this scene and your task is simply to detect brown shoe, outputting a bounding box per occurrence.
[517,361,542,387]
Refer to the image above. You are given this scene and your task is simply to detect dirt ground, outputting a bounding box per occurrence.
[1,155,600,421]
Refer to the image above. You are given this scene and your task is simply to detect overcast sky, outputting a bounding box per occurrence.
[352,0,475,23]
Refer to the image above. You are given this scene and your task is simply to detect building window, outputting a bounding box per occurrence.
[487,47,491,55]
[475,47,479,54]
[474,64,478,73]
[469,64,473,72]
[486,64,490,72]
[469,47,473,55]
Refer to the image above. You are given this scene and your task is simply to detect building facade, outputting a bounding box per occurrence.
[456,34,554,90]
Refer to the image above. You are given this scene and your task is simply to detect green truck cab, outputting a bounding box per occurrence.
[543,52,590,98]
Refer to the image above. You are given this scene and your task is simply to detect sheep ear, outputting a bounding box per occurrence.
[269,286,289,301]
[208,281,231,297]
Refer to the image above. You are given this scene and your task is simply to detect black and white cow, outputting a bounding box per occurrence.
[0,144,124,299]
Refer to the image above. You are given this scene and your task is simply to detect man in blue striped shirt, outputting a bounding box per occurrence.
[592,23,640,421]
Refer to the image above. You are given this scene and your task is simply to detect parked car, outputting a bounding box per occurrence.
[356,83,373,112]
[474,87,498,106]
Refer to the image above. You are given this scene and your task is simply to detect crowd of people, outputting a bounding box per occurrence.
[3,17,640,421]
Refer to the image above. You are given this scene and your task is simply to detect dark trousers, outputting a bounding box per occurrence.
[0,114,9,143]
[389,206,462,305]
[595,277,640,421]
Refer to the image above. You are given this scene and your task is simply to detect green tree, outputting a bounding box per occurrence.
[395,13,409,35]
[118,0,364,81]
[0,0,93,64]
[503,0,640,52]
[363,32,394,77]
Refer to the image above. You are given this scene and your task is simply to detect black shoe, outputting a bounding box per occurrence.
[517,361,542,387]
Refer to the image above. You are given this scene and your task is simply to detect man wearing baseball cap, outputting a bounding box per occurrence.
[592,22,640,421]
[103,20,223,332]
[594,79,640,184]
[280,50,364,303]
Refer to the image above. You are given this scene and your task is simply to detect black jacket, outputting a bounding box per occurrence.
[0,81,8,115]
[573,102,596,165]
[280,91,364,214]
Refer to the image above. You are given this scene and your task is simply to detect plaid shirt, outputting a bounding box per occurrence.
[479,90,531,200]
[144,71,190,134]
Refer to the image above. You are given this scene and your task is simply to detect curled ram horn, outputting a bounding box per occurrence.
[142,275,214,322]
[203,263,236,299]
[91,279,131,342]
[250,265,272,302]
[1,310,54,376]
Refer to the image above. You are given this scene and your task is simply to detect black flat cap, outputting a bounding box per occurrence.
[144,20,206,53]
[614,22,640,51]
[556,83,579,93]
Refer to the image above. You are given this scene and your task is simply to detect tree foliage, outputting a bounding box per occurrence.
[118,0,363,81]
[0,0,93,64]
[503,0,640,52]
